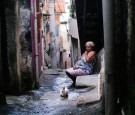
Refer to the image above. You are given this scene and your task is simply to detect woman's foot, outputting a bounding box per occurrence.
[68,82,75,89]
[66,71,76,81]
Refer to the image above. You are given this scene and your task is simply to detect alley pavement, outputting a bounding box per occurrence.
[40,69,100,106]
[0,69,103,115]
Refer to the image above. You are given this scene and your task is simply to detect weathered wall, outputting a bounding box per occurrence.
[4,0,20,94]
[1,0,33,94]
[69,18,81,66]
[115,0,135,114]
[0,5,3,92]
[126,0,135,114]
[19,0,33,91]
[60,23,71,68]
[0,3,7,105]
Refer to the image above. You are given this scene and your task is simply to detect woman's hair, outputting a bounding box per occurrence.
[85,41,95,47]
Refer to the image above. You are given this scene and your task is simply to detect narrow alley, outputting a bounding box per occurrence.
[0,69,102,115]
[2,0,135,114]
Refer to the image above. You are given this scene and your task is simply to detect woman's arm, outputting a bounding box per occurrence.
[85,51,96,62]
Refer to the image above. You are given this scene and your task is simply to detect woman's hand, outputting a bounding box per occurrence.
[85,51,88,55]
[73,65,77,70]
[85,51,96,62]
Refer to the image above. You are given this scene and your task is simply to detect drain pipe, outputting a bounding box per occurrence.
[34,0,39,85]
[31,0,36,84]
[102,0,115,115]
[31,0,39,87]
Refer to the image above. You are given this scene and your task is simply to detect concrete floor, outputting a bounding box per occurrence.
[0,69,103,115]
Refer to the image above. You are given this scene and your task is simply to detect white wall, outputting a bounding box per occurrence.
[69,18,79,39]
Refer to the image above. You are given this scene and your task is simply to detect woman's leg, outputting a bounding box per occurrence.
[66,71,76,87]
[66,68,87,87]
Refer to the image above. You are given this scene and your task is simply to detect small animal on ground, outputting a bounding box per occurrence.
[60,86,69,97]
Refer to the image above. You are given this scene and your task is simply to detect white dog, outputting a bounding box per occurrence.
[60,86,69,97]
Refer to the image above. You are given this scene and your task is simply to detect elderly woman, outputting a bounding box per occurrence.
[66,41,96,88]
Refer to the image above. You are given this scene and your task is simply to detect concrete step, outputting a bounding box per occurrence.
[76,91,100,106]
[76,74,100,106]
[76,74,98,87]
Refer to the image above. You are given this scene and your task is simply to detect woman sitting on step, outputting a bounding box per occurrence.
[66,41,96,88]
